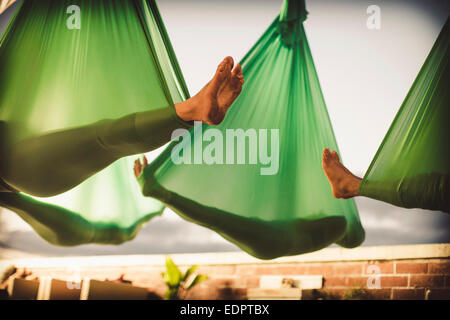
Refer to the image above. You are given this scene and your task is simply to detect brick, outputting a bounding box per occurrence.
[243,276,260,288]
[324,277,347,288]
[346,276,407,289]
[263,265,308,275]
[380,276,408,287]
[410,275,445,288]
[197,265,236,275]
[427,288,450,300]
[396,262,428,274]
[392,288,425,300]
[279,265,309,275]
[364,262,394,274]
[236,265,256,275]
[307,264,334,276]
[254,266,281,275]
[238,264,308,276]
[334,264,363,275]
[204,277,237,288]
[428,262,450,274]
[347,276,369,287]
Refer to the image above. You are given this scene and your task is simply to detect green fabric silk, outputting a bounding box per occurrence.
[0,0,190,245]
[139,0,365,259]
[359,17,450,213]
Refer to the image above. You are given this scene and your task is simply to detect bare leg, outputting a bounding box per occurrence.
[321,148,362,199]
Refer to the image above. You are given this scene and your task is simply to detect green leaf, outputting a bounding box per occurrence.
[164,288,179,300]
[186,274,208,290]
[161,272,170,285]
[182,265,198,282]
[165,256,181,287]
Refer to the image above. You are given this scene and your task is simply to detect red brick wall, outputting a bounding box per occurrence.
[320,260,449,299]
[15,258,450,300]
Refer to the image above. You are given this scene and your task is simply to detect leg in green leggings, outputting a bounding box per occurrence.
[321,148,449,213]
[0,192,161,245]
[0,57,244,246]
[1,107,190,197]
[358,172,449,213]
[0,57,244,197]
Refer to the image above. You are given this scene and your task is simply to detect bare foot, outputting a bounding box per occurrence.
[134,156,148,178]
[322,148,362,199]
[175,56,244,125]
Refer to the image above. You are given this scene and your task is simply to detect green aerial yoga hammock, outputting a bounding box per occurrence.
[138,0,365,259]
[359,17,450,213]
[0,0,192,245]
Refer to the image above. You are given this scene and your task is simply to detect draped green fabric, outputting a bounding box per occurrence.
[360,17,450,213]
[139,0,365,259]
[0,0,191,245]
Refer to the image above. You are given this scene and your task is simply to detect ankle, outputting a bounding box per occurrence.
[175,101,195,122]
[348,176,362,196]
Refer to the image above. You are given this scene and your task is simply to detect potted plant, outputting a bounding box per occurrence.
[161,256,208,300]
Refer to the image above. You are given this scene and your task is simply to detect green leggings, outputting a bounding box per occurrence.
[0,105,191,196]
[359,173,450,213]
[0,191,162,246]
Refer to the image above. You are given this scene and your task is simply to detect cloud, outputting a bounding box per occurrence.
[355,197,450,245]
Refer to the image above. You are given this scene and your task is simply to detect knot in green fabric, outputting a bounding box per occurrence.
[277,0,308,47]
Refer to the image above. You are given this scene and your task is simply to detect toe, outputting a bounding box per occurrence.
[216,56,233,75]
[331,150,337,160]
[232,65,244,87]
[331,150,340,162]
[134,159,142,177]
[216,59,227,75]
[323,148,330,160]
[224,56,234,70]
[210,58,231,91]
[224,58,233,77]
[143,155,148,167]
[231,63,242,77]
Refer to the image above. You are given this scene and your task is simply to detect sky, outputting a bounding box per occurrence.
[0,0,449,257]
